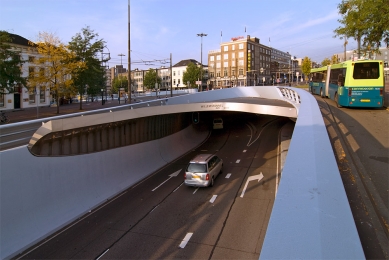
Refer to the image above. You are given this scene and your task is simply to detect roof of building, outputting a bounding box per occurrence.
[8,33,31,47]
[173,59,201,67]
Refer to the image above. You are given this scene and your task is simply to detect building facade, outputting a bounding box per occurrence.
[208,35,272,88]
[0,34,52,111]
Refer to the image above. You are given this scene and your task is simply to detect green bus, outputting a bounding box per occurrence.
[309,60,384,107]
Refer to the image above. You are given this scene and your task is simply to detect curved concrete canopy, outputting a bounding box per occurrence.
[28,98,297,149]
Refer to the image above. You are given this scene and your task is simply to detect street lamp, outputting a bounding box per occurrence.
[197,33,207,92]
[101,88,104,105]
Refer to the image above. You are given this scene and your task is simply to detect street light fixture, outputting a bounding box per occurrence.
[197,33,207,92]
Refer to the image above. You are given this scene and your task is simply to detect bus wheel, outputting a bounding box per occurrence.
[335,93,342,108]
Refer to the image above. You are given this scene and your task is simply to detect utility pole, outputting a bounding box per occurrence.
[118,53,125,104]
[197,33,207,92]
[128,0,131,103]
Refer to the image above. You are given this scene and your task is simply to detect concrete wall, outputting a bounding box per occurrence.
[0,125,208,259]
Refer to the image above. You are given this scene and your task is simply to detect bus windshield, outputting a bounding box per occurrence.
[353,62,380,79]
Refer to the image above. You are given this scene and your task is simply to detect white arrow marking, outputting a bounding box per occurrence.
[179,232,193,248]
[240,173,264,198]
[152,169,181,191]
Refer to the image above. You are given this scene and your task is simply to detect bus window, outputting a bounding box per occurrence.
[353,62,379,79]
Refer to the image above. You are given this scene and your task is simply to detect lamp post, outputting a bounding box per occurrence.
[118,53,125,104]
[101,88,104,105]
[197,33,207,92]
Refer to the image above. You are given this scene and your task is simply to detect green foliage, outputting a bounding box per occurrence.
[68,26,106,109]
[143,69,161,89]
[183,62,202,88]
[334,0,389,55]
[321,58,331,66]
[301,57,312,82]
[331,55,339,64]
[112,75,128,93]
[0,31,26,93]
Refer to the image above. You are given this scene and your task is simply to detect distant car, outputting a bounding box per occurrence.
[184,154,223,187]
[213,117,223,129]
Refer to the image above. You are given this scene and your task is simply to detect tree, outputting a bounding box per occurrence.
[331,55,339,64]
[112,75,128,93]
[0,31,26,93]
[334,0,389,57]
[28,32,83,114]
[321,58,331,66]
[183,62,201,88]
[143,69,161,90]
[301,57,312,82]
[68,26,106,109]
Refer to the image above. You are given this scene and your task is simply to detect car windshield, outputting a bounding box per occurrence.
[186,163,207,173]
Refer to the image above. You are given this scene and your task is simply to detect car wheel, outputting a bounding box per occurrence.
[210,177,214,187]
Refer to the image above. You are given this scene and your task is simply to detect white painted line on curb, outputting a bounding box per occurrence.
[179,233,193,248]
[210,195,218,203]
[225,173,231,179]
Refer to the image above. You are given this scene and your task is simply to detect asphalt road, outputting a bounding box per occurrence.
[316,96,389,259]
[16,114,291,259]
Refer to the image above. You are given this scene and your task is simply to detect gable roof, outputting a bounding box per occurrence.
[173,59,201,67]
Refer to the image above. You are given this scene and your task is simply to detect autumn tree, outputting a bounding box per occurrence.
[68,26,106,109]
[112,75,128,93]
[301,57,312,82]
[143,69,161,90]
[28,32,83,114]
[182,62,201,88]
[321,58,331,66]
[331,54,339,64]
[334,0,389,57]
[0,31,26,94]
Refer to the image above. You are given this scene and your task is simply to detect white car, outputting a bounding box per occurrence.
[184,154,223,187]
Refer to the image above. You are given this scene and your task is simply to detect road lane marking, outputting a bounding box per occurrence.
[173,182,184,192]
[96,249,109,260]
[152,169,181,191]
[210,195,218,203]
[243,150,247,153]
[193,187,199,194]
[236,159,240,163]
[240,173,264,198]
[179,233,193,248]
[225,173,231,179]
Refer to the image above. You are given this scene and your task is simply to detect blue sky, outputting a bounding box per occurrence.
[1,0,356,70]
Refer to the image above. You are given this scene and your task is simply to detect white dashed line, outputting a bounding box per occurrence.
[210,195,218,203]
[243,150,247,153]
[179,233,193,248]
[236,159,241,163]
[225,173,231,179]
[193,187,199,194]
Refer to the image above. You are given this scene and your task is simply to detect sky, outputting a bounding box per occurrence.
[1,0,357,70]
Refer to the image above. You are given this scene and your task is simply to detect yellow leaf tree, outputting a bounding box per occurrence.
[28,32,84,114]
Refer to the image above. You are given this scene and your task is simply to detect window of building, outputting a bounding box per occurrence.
[224,46,228,51]
[239,69,243,75]
[29,67,35,78]
[216,55,221,61]
[216,62,221,68]
[40,87,46,102]
[216,71,221,77]
[224,61,228,67]
[232,53,235,59]
[28,56,35,63]
[232,60,236,67]
[239,52,244,58]
[224,70,228,76]
[224,53,228,60]
[248,44,251,50]
[0,89,4,107]
[178,79,181,84]
[232,45,235,50]
[178,70,180,75]
[173,79,176,85]
[210,63,215,68]
[210,56,214,61]
[239,60,244,66]
[239,43,244,50]
[29,90,36,103]
[232,69,235,76]
[173,71,176,76]
[210,72,214,78]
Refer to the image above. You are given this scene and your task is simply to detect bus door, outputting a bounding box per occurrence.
[324,66,331,98]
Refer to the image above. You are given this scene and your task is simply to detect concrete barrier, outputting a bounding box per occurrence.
[0,125,208,259]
